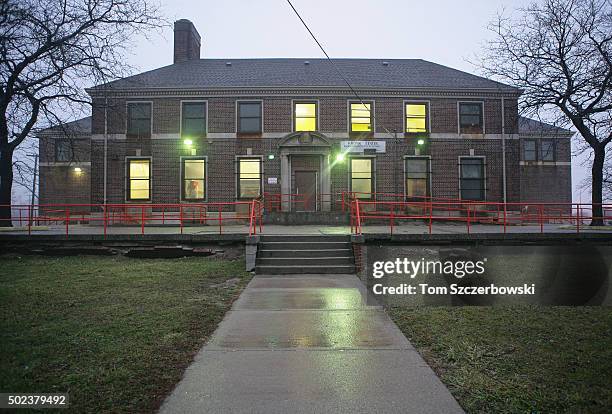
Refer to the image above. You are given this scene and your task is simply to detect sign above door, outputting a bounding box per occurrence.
[340,140,386,153]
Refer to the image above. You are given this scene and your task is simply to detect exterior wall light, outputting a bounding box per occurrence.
[184,139,193,146]
[268,154,275,160]
[417,139,425,146]
[336,153,345,162]
[74,167,82,174]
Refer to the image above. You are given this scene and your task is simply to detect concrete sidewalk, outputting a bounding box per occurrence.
[159,274,464,414]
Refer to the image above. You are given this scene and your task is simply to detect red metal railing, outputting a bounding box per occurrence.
[2,200,264,238]
[348,197,612,235]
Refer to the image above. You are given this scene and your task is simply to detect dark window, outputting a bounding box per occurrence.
[55,140,73,162]
[238,102,262,133]
[182,158,206,200]
[238,158,262,199]
[460,158,485,201]
[540,139,555,161]
[127,103,152,138]
[405,157,430,200]
[524,140,537,161]
[127,158,151,201]
[405,102,428,133]
[350,158,374,199]
[459,103,483,134]
[181,102,206,138]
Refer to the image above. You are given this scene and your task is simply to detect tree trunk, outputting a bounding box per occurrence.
[0,147,13,227]
[590,147,605,226]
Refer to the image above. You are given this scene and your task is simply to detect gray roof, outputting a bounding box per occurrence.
[38,116,91,137]
[519,116,573,136]
[90,58,520,92]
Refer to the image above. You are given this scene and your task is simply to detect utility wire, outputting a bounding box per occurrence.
[285,0,397,136]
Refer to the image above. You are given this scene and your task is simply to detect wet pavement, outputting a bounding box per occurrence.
[159,274,464,413]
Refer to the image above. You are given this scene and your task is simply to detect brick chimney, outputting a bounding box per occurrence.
[173,19,201,64]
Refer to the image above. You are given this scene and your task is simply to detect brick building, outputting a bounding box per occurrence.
[38,19,573,216]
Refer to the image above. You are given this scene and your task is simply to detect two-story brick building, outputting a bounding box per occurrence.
[38,19,573,217]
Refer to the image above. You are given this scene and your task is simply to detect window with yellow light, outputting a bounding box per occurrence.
[128,159,151,201]
[405,103,428,133]
[350,102,372,132]
[294,102,317,131]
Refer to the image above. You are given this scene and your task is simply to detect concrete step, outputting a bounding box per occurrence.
[255,265,356,274]
[256,257,354,266]
[258,248,352,258]
[260,235,350,243]
[259,241,352,250]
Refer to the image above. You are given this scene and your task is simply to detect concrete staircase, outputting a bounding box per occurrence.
[255,235,355,274]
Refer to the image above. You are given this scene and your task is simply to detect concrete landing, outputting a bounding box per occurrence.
[159,274,464,413]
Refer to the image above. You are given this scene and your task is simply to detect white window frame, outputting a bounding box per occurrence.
[179,100,208,138]
[347,99,375,134]
[403,100,431,134]
[235,155,264,200]
[458,155,486,201]
[291,99,320,132]
[457,101,485,135]
[180,156,208,202]
[403,155,432,200]
[125,101,153,137]
[125,156,152,203]
[348,155,376,199]
[235,99,264,134]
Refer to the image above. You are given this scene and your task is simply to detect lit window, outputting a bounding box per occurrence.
[238,102,262,133]
[459,102,483,134]
[405,103,428,133]
[350,102,372,132]
[294,102,317,131]
[238,158,262,199]
[540,139,555,161]
[351,158,373,199]
[128,159,151,201]
[182,158,206,200]
[524,140,537,161]
[127,103,152,138]
[460,158,485,201]
[181,102,206,138]
[55,140,73,162]
[406,157,430,200]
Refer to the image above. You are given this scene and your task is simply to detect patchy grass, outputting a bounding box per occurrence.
[389,306,612,414]
[0,255,251,413]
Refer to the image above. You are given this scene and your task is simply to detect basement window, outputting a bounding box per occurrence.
[294,102,317,132]
[350,158,374,199]
[349,102,373,133]
[182,158,206,200]
[238,158,262,199]
[127,158,151,201]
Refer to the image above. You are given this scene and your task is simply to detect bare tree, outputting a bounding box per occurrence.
[479,0,612,225]
[0,0,165,226]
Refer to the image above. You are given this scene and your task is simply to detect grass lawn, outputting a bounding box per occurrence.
[0,255,251,413]
[389,306,612,413]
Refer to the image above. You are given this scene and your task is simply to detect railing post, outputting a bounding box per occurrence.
[141,205,145,235]
[65,209,69,238]
[539,204,543,234]
[466,204,470,234]
[180,205,183,235]
[429,201,433,235]
[390,204,394,235]
[503,203,507,234]
[218,208,222,235]
[103,206,107,239]
[576,204,580,234]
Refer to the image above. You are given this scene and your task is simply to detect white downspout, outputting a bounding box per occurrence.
[501,97,507,204]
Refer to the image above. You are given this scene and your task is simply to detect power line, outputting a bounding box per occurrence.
[285,0,397,136]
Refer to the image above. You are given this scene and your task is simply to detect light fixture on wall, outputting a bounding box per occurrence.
[74,167,82,174]
[267,154,275,160]
[184,138,193,146]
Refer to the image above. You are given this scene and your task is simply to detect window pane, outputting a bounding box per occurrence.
[406,159,428,175]
[56,141,73,162]
[295,103,316,117]
[460,103,481,115]
[460,158,484,200]
[295,117,316,131]
[130,160,150,179]
[461,189,482,200]
[130,103,151,118]
[183,102,205,118]
[524,141,536,161]
[184,179,205,199]
[239,103,261,117]
[182,118,206,136]
[240,118,261,133]
[460,115,481,126]
[461,164,482,179]
[541,140,554,161]
[240,179,261,198]
[406,118,426,133]
[184,159,205,179]
[130,180,149,200]
[407,179,428,198]
[351,159,372,176]
[406,104,426,117]
[352,179,372,196]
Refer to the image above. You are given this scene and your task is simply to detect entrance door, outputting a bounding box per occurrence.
[294,171,317,211]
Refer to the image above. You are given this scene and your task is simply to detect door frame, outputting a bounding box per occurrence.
[293,169,319,212]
